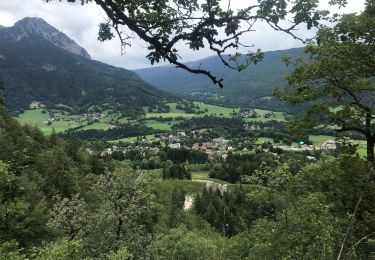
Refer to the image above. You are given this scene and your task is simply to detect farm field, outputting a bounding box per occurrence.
[108,134,156,144]
[145,102,240,119]
[144,119,183,131]
[308,135,335,146]
[16,108,122,134]
[15,109,79,134]
[192,102,239,117]
[245,108,287,122]
[15,102,289,138]
[78,122,110,131]
[16,109,49,126]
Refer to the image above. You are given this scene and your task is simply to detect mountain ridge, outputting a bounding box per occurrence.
[1,17,91,59]
[0,17,171,115]
[135,48,304,112]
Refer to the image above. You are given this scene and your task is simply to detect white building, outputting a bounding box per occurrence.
[169,143,181,149]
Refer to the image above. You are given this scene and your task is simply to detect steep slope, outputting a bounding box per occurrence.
[0,17,170,115]
[1,17,91,59]
[135,48,304,111]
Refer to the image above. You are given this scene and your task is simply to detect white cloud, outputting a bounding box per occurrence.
[0,0,365,69]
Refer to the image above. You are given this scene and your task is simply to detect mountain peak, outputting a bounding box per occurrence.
[1,17,91,59]
[14,17,50,27]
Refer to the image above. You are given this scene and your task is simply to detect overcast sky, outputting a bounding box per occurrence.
[0,0,365,70]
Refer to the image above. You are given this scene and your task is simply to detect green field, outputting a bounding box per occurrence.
[145,102,240,119]
[15,109,79,134]
[245,108,286,122]
[15,102,287,137]
[16,109,49,125]
[256,137,275,144]
[191,171,230,184]
[16,108,120,134]
[79,122,110,131]
[356,142,366,157]
[192,102,239,117]
[108,134,156,144]
[308,135,335,146]
[145,120,172,131]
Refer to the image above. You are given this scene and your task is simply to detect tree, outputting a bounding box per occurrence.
[86,169,155,258]
[47,194,89,240]
[275,0,375,161]
[0,82,4,105]
[148,226,223,260]
[47,0,345,87]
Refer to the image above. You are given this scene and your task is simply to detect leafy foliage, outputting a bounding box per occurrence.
[275,4,375,160]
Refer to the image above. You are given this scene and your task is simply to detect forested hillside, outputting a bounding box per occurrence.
[0,18,171,116]
[135,48,304,112]
[1,89,374,259]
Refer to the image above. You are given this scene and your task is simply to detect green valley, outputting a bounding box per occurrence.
[1,2,374,259]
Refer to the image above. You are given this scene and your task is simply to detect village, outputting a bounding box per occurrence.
[101,129,354,162]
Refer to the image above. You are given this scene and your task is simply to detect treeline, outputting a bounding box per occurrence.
[165,147,208,164]
[195,186,275,236]
[162,164,192,180]
[209,153,282,183]
[61,123,158,140]
[172,116,245,132]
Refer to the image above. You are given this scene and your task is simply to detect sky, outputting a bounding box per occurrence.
[0,0,365,70]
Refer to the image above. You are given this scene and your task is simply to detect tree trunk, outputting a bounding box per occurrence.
[114,217,123,251]
[367,138,374,162]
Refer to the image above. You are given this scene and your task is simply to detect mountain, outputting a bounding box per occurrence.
[1,17,91,59]
[135,48,304,112]
[0,17,170,115]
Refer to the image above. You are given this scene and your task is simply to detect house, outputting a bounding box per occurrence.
[101,148,113,156]
[148,147,160,154]
[169,143,181,149]
[213,137,229,145]
[177,131,186,137]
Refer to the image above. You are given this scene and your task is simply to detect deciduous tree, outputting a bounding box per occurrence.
[275,0,375,161]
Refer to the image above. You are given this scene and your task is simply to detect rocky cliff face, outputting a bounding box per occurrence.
[0,17,91,59]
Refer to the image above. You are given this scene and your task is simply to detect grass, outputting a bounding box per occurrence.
[108,134,156,144]
[151,180,205,195]
[144,119,183,131]
[245,108,286,122]
[143,168,163,181]
[192,102,239,117]
[145,102,240,119]
[309,135,335,146]
[79,122,110,131]
[43,121,80,135]
[256,137,275,144]
[15,109,78,135]
[186,164,211,171]
[356,141,367,158]
[145,120,172,131]
[108,136,138,143]
[146,112,197,119]
[191,171,230,184]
